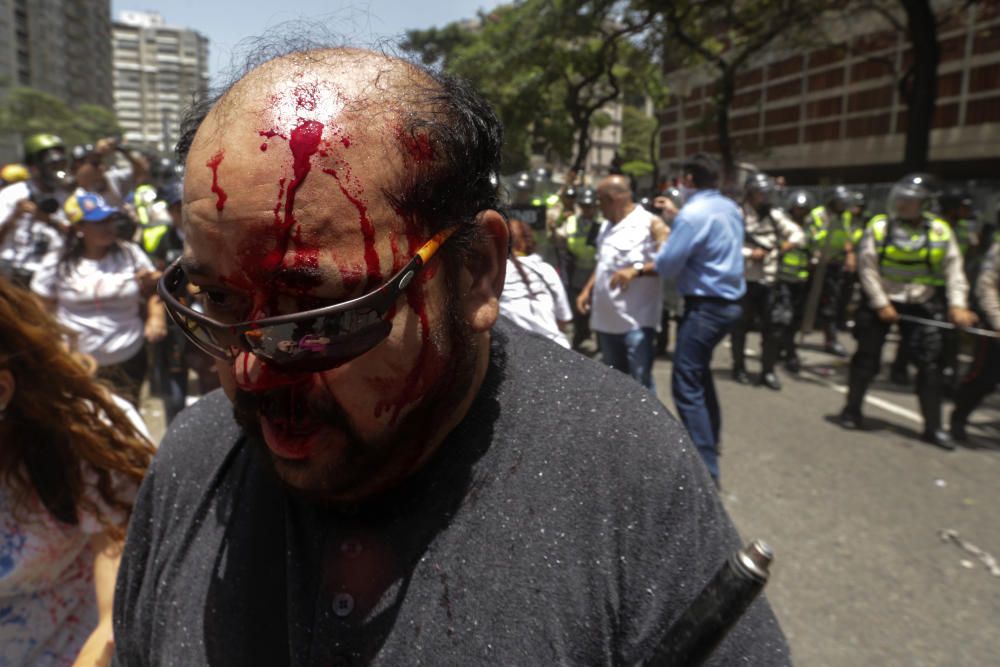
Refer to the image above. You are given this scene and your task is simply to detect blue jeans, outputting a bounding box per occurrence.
[597,327,657,392]
[672,297,743,482]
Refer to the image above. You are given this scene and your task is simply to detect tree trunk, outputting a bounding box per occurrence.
[716,68,737,188]
[649,122,662,190]
[900,0,940,173]
[571,111,592,174]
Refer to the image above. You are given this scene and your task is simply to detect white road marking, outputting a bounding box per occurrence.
[809,372,925,424]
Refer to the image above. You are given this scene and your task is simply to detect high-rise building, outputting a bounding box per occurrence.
[0,0,114,161]
[112,11,209,153]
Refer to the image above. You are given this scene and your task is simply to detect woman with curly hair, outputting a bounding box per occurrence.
[0,277,155,666]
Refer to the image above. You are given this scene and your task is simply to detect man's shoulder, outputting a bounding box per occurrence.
[496,321,694,464]
[153,389,244,484]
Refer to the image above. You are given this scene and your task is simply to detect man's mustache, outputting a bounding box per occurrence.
[232,382,358,435]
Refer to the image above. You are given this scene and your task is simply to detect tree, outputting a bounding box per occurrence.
[643,0,825,184]
[0,86,122,152]
[403,0,656,175]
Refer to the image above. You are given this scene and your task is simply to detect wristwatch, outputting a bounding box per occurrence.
[632,261,645,277]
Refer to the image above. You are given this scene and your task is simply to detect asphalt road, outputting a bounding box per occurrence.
[645,330,1000,667]
[139,330,999,666]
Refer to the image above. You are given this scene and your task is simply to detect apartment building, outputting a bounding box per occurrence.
[0,0,113,161]
[658,1,1000,184]
[112,11,209,153]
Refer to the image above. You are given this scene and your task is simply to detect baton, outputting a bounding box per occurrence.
[896,313,1000,339]
[647,541,773,666]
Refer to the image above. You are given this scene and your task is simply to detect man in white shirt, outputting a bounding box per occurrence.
[576,175,668,390]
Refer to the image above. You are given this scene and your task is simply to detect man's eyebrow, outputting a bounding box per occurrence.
[179,257,216,281]
[271,265,327,290]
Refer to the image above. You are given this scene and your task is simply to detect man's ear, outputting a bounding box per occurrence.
[459,209,509,334]
[0,369,16,410]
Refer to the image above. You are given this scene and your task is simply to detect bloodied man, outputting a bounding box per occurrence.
[113,49,790,665]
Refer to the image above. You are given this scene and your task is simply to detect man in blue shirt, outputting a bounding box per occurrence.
[629,154,745,482]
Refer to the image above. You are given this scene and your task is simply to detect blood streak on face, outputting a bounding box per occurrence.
[322,168,380,288]
[206,150,228,211]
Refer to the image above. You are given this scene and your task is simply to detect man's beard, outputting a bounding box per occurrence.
[232,294,480,504]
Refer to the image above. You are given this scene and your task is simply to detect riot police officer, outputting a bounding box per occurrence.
[731,173,806,390]
[779,190,814,373]
[951,231,1000,442]
[838,174,978,449]
[556,187,602,349]
[808,185,855,356]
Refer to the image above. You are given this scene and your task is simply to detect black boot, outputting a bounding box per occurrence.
[918,375,953,450]
[785,355,801,374]
[732,367,751,385]
[759,372,781,391]
[949,410,968,443]
[838,407,863,430]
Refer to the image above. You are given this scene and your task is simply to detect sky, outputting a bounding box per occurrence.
[110,0,494,85]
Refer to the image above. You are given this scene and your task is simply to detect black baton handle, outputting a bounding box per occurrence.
[647,540,773,667]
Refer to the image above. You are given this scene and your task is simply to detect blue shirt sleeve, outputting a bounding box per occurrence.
[655,212,700,280]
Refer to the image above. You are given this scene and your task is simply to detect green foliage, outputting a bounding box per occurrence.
[620,104,656,164]
[403,0,659,172]
[620,159,653,178]
[0,87,121,150]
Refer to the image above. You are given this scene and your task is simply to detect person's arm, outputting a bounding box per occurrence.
[777,211,805,251]
[942,229,977,326]
[145,294,168,343]
[72,531,122,667]
[576,269,597,314]
[97,138,150,186]
[976,242,1000,331]
[654,212,700,281]
[857,223,897,322]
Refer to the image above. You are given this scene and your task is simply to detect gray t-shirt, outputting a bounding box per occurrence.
[112,320,790,665]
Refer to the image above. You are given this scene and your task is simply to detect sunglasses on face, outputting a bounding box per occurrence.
[158,225,457,373]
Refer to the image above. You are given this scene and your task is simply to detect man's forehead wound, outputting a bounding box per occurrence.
[189,52,442,296]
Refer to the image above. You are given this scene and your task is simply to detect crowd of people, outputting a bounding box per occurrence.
[0,46,996,665]
[500,155,1000,479]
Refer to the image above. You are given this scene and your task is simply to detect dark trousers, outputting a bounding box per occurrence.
[97,345,148,407]
[731,281,788,375]
[952,338,1000,425]
[845,300,947,432]
[811,262,847,342]
[779,281,809,361]
[672,296,743,481]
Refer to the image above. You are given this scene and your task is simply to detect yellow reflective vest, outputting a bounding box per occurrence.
[869,213,951,287]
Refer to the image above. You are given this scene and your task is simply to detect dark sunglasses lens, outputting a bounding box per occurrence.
[246,317,392,372]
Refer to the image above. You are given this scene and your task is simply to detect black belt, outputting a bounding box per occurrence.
[685,295,740,305]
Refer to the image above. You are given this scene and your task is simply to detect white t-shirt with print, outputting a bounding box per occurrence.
[590,205,663,334]
[500,253,572,348]
[0,396,148,667]
[31,242,153,366]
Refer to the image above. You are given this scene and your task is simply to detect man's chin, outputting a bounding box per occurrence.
[257,414,363,498]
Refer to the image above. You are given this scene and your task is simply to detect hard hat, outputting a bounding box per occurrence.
[938,186,972,211]
[887,173,938,217]
[23,133,66,163]
[0,163,29,184]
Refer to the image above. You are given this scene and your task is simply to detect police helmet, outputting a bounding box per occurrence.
[578,187,598,207]
[745,172,776,194]
[160,180,184,207]
[786,189,814,211]
[563,186,578,200]
[887,173,938,217]
[938,186,972,212]
[532,167,551,183]
[852,190,867,208]
[152,157,178,182]
[71,144,97,165]
[829,185,852,206]
[659,187,685,209]
[513,171,534,192]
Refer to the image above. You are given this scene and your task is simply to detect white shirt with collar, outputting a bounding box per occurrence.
[590,205,662,334]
